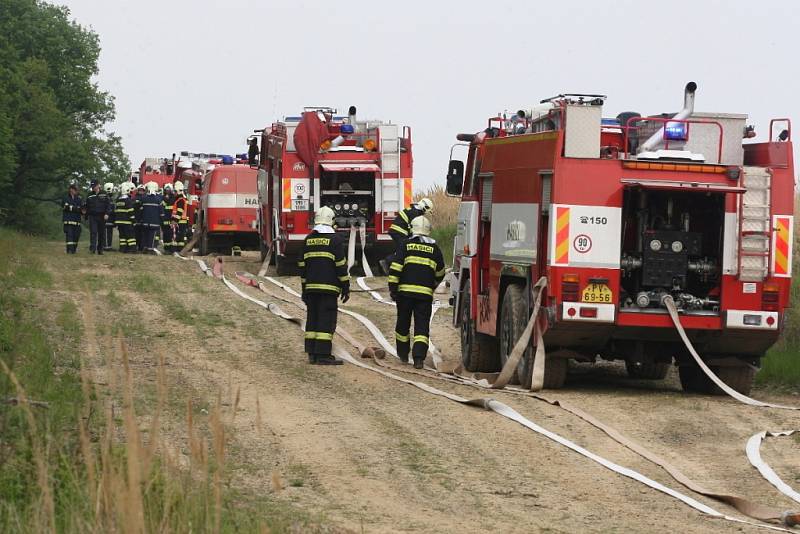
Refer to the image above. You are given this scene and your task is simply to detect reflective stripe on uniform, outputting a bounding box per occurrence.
[413,335,429,345]
[335,258,347,267]
[304,283,341,293]
[404,256,437,269]
[388,275,399,283]
[297,261,306,267]
[390,262,402,271]
[304,332,316,339]
[315,332,333,341]
[338,275,350,282]
[395,332,409,342]
[389,224,408,235]
[399,210,410,223]
[304,251,335,261]
[398,284,433,296]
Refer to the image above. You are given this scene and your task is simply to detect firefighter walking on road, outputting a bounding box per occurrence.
[379,198,433,274]
[172,181,189,251]
[62,183,82,254]
[85,180,112,254]
[103,182,116,251]
[114,183,136,252]
[161,182,177,253]
[141,181,163,254]
[299,206,349,365]
[388,215,445,369]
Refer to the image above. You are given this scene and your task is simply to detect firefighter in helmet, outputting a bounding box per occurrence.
[161,182,177,253]
[299,206,349,365]
[134,183,146,252]
[141,181,163,254]
[103,182,116,251]
[114,183,136,252]
[62,182,82,254]
[85,179,113,254]
[172,181,189,251]
[388,215,445,369]
[379,197,433,274]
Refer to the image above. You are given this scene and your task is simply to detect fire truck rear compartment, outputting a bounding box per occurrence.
[320,170,375,228]
[619,188,723,313]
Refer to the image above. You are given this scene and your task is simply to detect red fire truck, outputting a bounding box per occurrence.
[256,106,413,274]
[196,162,259,255]
[447,82,794,393]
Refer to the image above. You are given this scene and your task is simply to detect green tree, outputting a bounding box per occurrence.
[0,0,129,232]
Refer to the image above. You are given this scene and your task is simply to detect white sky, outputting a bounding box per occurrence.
[58,0,799,190]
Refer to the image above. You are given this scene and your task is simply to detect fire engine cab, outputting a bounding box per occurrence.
[447,82,794,393]
[256,106,413,274]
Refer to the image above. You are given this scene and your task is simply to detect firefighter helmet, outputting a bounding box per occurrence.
[410,215,432,236]
[163,182,173,191]
[146,181,158,194]
[174,181,185,193]
[416,197,434,213]
[103,182,113,193]
[314,206,336,226]
[120,182,134,195]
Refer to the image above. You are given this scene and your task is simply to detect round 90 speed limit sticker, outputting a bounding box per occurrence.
[573,234,592,253]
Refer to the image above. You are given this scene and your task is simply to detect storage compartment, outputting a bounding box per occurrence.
[320,170,375,227]
[619,188,723,312]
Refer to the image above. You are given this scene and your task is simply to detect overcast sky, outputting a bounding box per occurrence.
[58,0,798,190]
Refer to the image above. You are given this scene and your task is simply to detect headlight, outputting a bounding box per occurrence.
[649,239,662,252]
[334,204,341,211]
[671,241,684,253]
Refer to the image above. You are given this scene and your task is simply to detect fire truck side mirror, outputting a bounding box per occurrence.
[446,160,464,197]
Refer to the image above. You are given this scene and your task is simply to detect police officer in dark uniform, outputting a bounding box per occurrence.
[85,180,112,254]
[114,182,136,252]
[62,183,82,254]
[379,197,433,274]
[388,215,445,369]
[140,181,163,254]
[299,206,349,365]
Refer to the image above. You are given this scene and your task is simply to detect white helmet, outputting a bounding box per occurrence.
[103,182,114,194]
[163,182,173,191]
[174,181,185,193]
[416,197,433,213]
[410,215,432,236]
[146,181,158,194]
[314,206,336,226]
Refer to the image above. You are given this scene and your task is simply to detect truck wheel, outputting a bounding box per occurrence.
[199,229,208,256]
[460,290,499,372]
[275,254,297,276]
[499,284,529,385]
[710,365,756,396]
[678,364,713,394]
[625,360,670,380]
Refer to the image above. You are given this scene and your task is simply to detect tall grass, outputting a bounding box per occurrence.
[415,184,459,266]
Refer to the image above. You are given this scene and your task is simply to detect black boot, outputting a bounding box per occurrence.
[307,353,317,364]
[398,354,409,364]
[413,358,424,370]
[315,355,343,366]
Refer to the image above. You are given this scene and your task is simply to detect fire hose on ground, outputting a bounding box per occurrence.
[174,249,800,530]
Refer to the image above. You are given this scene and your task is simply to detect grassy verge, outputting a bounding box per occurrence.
[0,228,332,532]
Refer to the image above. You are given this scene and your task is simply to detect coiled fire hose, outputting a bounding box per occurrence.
[177,251,800,529]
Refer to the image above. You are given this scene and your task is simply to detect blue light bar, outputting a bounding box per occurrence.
[664,121,688,141]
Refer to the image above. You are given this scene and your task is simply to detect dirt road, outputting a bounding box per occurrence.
[45,244,799,533]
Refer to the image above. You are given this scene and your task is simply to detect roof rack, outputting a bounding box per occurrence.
[540,93,607,105]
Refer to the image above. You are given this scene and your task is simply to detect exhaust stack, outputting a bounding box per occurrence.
[348,105,358,132]
[640,82,697,153]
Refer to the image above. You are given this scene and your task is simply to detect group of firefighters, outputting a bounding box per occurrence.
[300,198,444,369]
[61,179,190,255]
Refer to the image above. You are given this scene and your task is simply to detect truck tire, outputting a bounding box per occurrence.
[678,364,712,393]
[710,365,756,396]
[199,228,209,256]
[275,253,296,276]
[499,284,525,385]
[625,360,670,380]
[460,289,499,372]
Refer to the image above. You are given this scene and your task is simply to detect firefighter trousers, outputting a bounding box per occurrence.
[64,223,81,254]
[304,292,338,357]
[162,224,175,252]
[104,225,114,250]
[117,224,135,253]
[176,221,189,249]
[135,224,144,251]
[394,295,432,363]
[142,226,157,252]
[89,216,105,253]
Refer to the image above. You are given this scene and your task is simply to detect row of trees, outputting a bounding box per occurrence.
[0,0,129,233]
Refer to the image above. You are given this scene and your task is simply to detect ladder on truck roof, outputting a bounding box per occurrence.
[737,167,772,282]
[379,124,402,228]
